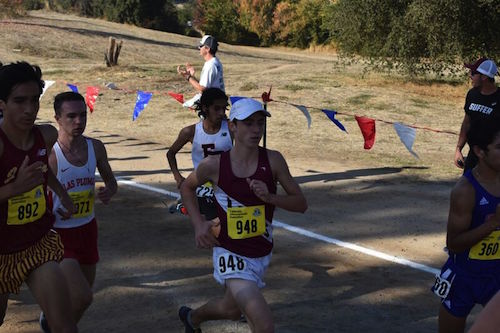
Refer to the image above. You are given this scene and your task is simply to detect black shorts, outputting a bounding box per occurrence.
[198,196,218,220]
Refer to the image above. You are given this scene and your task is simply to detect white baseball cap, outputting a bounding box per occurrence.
[229,98,271,121]
[477,60,499,78]
[198,35,218,51]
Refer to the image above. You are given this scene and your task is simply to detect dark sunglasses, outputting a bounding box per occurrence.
[471,70,480,76]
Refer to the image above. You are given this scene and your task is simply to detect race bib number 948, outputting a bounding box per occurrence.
[227,205,266,239]
[218,253,246,276]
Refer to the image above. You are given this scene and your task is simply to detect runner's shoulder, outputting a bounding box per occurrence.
[37,124,58,147]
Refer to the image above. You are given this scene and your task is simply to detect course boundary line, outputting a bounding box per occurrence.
[116,177,440,276]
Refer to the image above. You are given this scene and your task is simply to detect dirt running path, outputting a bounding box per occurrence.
[0,127,478,333]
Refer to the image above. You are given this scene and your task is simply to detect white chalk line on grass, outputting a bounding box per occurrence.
[116,177,440,276]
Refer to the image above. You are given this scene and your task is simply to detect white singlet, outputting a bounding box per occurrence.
[51,138,97,228]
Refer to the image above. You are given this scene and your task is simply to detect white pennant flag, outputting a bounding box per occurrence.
[292,104,312,129]
[40,80,55,100]
[394,122,419,159]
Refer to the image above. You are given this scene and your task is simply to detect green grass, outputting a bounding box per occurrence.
[347,93,373,105]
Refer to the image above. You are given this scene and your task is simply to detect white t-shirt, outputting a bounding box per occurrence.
[183,57,225,108]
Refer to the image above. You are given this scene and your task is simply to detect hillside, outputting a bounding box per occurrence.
[1,10,469,180]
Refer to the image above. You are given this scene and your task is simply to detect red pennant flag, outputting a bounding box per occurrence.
[168,91,184,104]
[355,116,376,149]
[85,86,99,113]
[261,86,273,103]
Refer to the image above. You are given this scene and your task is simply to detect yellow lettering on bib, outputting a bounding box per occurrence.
[7,185,46,225]
[469,230,500,260]
[227,205,266,240]
[70,190,94,219]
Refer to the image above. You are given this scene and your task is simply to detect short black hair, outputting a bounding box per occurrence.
[467,119,500,152]
[194,88,228,118]
[54,91,86,116]
[0,61,44,102]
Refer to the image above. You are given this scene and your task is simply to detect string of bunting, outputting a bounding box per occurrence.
[40,80,459,159]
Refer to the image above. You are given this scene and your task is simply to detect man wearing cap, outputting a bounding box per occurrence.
[178,98,307,333]
[455,58,500,170]
[178,35,225,109]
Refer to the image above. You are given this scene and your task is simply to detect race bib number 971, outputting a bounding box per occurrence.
[69,190,94,218]
[7,185,46,225]
[227,205,266,239]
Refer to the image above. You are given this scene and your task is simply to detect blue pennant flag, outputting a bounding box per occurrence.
[67,84,79,93]
[230,96,246,105]
[132,91,153,121]
[322,109,347,133]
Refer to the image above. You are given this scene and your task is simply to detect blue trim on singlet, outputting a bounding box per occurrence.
[449,170,500,273]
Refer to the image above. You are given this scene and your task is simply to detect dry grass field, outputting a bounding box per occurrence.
[0,9,484,333]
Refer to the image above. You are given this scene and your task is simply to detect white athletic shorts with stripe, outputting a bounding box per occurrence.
[212,246,272,288]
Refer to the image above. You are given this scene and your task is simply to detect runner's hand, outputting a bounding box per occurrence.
[13,156,45,194]
[454,150,465,169]
[98,186,112,204]
[57,192,76,220]
[194,220,220,249]
[485,204,500,230]
[247,178,270,202]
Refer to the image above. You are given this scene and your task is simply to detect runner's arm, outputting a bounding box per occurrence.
[39,124,74,216]
[180,156,220,248]
[455,114,470,168]
[468,291,500,333]
[94,139,117,204]
[248,150,307,213]
[167,125,194,188]
[446,178,500,252]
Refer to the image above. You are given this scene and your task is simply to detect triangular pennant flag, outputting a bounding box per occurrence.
[168,91,184,104]
[133,91,153,121]
[321,109,347,133]
[230,96,246,105]
[85,86,99,113]
[393,122,419,159]
[355,115,376,149]
[292,104,312,129]
[40,80,55,100]
[67,84,78,93]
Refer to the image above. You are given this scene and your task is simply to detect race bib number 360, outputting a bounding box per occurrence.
[433,274,451,299]
[227,205,266,240]
[469,230,500,260]
[70,190,94,218]
[7,185,46,225]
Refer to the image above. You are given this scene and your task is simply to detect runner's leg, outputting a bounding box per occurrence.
[27,261,77,333]
[0,293,8,326]
[60,259,94,322]
[190,286,242,327]
[226,278,273,333]
[438,304,466,333]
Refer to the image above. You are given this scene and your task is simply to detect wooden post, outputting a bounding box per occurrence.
[105,37,123,66]
[113,40,123,65]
